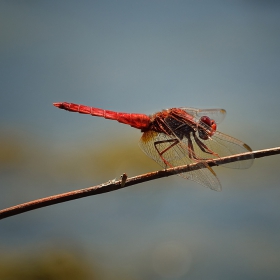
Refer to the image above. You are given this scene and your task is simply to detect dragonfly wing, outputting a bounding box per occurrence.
[181,108,226,124]
[139,130,222,191]
[206,131,254,168]
[179,130,254,169]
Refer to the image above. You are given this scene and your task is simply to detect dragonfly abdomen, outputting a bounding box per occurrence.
[53,102,151,130]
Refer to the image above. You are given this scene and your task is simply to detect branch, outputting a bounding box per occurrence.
[0,147,279,220]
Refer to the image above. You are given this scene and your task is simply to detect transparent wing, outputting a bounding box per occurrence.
[181,108,226,124]
[139,130,222,191]
[177,129,253,169]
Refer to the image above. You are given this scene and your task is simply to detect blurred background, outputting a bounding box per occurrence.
[1,1,280,279]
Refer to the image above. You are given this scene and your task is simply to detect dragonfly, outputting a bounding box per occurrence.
[53,102,254,191]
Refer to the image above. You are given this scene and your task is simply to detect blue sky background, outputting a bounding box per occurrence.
[1,1,280,279]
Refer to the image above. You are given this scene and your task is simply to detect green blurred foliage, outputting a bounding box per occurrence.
[0,137,25,167]
[1,129,279,188]
[0,249,96,280]
[56,139,159,179]
[0,131,158,182]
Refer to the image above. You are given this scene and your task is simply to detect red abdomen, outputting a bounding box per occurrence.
[53,102,151,130]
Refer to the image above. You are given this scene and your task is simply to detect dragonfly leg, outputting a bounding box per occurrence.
[186,135,201,160]
[154,139,179,167]
[192,132,219,157]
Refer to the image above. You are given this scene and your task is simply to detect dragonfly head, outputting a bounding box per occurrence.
[198,116,217,140]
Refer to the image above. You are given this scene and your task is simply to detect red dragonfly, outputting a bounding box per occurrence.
[53,102,254,191]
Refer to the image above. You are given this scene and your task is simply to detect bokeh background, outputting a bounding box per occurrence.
[1,1,280,279]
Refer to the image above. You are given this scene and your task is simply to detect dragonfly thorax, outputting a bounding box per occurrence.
[148,109,217,141]
[165,115,195,139]
[148,108,197,139]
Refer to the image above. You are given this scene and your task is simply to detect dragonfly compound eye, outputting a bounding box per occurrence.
[198,116,216,140]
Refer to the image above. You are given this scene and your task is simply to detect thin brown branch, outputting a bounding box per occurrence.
[0,147,279,220]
